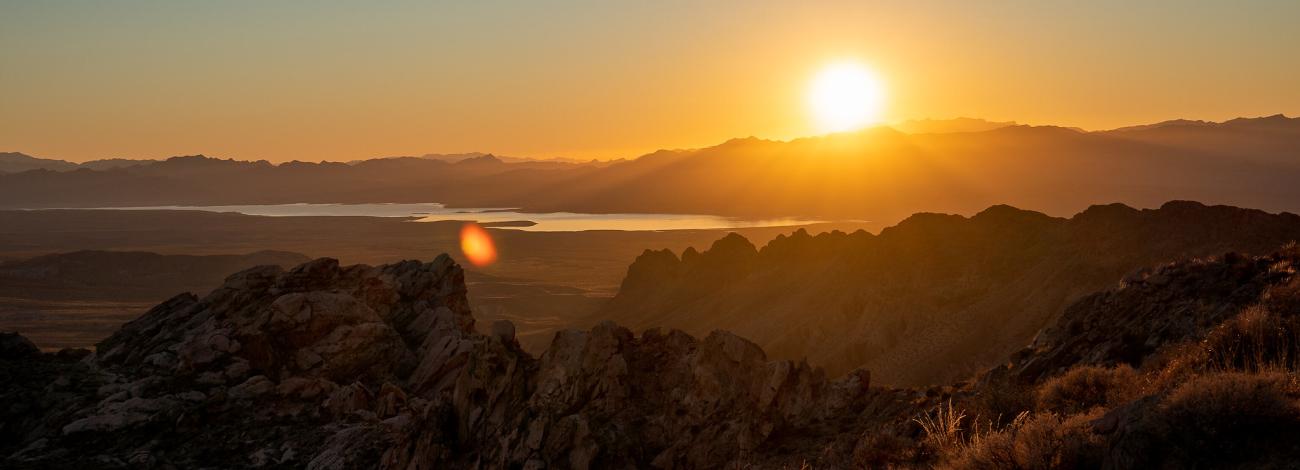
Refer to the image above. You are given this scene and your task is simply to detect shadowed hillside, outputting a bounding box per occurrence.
[598,201,1300,385]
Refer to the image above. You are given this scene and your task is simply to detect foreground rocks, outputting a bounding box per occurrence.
[9,245,1299,468]
[1,255,919,469]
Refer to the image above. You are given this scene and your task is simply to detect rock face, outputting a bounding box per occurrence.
[1003,249,1300,382]
[0,332,39,359]
[1,255,917,469]
[599,201,1300,385]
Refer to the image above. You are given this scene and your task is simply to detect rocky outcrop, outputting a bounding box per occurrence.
[2,255,919,468]
[598,201,1300,385]
[0,332,39,359]
[1003,249,1300,382]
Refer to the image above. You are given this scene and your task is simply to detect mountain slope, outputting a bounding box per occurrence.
[598,201,1300,385]
[0,152,77,173]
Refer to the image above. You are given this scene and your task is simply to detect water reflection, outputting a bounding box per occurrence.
[84,203,825,232]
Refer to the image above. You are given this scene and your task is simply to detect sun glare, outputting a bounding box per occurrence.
[459,223,498,267]
[808,61,886,133]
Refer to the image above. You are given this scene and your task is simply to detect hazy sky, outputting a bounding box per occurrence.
[3,0,1299,162]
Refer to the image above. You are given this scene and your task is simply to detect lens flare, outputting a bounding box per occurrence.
[459,223,498,267]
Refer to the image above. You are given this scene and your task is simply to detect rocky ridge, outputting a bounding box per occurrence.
[601,201,1300,385]
[1,255,917,469]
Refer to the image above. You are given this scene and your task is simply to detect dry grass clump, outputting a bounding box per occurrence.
[939,410,1103,470]
[1144,372,1300,467]
[913,400,973,453]
[1263,275,1300,313]
[911,399,1030,464]
[883,272,1300,469]
[1087,371,1300,469]
[1201,306,1300,373]
[1035,365,1138,415]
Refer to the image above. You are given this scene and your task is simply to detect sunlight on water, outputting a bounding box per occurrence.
[79,203,827,232]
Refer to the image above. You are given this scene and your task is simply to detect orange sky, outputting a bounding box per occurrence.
[2,1,1298,162]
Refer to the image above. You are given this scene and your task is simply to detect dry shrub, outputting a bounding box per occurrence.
[968,377,1036,426]
[1202,306,1300,373]
[1147,302,1300,393]
[1263,274,1300,316]
[1150,372,1300,466]
[940,410,1103,470]
[1105,372,1300,469]
[914,400,970,454]
[1140,341,1204,393]
[852,428,919,468]
[1035,365,1138,415]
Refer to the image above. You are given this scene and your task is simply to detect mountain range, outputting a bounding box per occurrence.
[5,115,1300,225]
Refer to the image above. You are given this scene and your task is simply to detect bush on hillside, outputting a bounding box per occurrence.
[1036,365,1138,415]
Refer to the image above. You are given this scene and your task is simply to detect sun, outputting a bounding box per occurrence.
[808,61,886,133]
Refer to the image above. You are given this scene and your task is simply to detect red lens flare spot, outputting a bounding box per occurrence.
[459,223,498,267]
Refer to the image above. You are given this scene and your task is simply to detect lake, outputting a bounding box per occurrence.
[88,203,825,232]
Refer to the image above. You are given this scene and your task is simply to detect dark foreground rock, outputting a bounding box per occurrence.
[1,255,919,469]
[10,246,1300,469]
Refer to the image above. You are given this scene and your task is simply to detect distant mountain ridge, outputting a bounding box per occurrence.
[4,114,1300,223]
[0,152,158,173]
[597,200,1300,385]
[0,152,77,173]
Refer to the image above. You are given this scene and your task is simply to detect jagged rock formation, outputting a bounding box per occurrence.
[1,255,918,469]
[6,242,1300,468]
[600,201,1300,385]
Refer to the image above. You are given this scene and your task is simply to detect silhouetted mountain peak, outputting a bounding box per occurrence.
[705,232,758,258]
[1073,202,1142,223]
[881,211,970,236]
[0,152,77,173]
[991,124,1086,136]
[1107,114,1299,133]
[971,204,1061,225]
[1157,200,1208,212]
[455,154,504,165]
